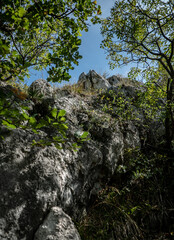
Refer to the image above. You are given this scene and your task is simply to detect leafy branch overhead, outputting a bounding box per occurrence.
[101,0,174,151]
[101,0,174,70]
[0,0,101,82]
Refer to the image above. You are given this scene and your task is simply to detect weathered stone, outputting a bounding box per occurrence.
[0,81,8,87]
[34,207,81,240]
[78,70,111,90]
[0,94,141,239]
[107,75,121,86]
[28,79,53,99]
[0,71,165,240]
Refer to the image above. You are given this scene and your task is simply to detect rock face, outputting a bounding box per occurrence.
[28,79,53,99]
[0,73,162,240]
[107,75,121,86]
[34,207,81,240]
[78,70,111,90]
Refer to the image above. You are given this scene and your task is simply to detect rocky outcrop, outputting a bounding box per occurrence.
[107,75,121,86]
[78,70,111,90]
[34,207,81,240]
[0,72,163,240]
[28,79,53,99]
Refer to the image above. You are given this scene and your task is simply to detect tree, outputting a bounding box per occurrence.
[0,0,99,149]
[101,0,174,151]
[0,0,100,83]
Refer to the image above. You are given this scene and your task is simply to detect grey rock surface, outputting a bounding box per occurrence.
[0,81,8,87]
[0,72,164,240]
[0,96,141,240]
[28,79,53,99]
[107,75,121,86]
[34,207,81,240]
[78,70,111,90]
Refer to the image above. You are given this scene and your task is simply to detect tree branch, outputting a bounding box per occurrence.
[156,19,173,43]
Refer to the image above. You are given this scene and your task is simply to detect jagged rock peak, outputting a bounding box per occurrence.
[0,72,164,240]
[78,70,111,90]
[77,70,133,90]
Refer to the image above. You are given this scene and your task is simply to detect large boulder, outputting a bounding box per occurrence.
[34,207,81,240]
[78,70,111,90]
[28,79,53,99]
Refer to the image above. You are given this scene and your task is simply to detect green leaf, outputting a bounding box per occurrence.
[47,117,52,124]
[32,129,39,134]
[54,143,62,149]
[18,7,26,17]
[72,143,81,151]
[60,117,66,122]
[35,120,47,129]
[80,131,89,139]
[22,112,30,120]
[51,109,58,119]
[60,123,68,130]
[58,109,66,118]
[29,117,37,125]
[2,120,16,129]
[53,136,63,142]
[52,122,59,126]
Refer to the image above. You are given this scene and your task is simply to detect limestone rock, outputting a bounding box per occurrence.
[0,91,141,239]
[107,75,121,86]
[78,70,111,90]
[34,207,81,240]
[0,72,164,240]
[0,80,8,87]
[28,79,53,99]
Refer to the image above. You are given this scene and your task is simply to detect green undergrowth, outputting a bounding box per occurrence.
[77,148,174,240]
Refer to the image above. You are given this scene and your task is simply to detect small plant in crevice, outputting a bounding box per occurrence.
[72,130,90,151]
[31,108,68,149]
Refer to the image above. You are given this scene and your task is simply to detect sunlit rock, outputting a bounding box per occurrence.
[28,79,53,99]
[78,70,111,90]
[34,207,81,240]
[0,71,164,240]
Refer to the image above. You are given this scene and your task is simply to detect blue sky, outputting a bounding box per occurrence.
[26,0,132,86]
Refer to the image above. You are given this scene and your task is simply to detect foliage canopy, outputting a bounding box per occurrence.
[0,0,100,82]
[0,0,98,149]
[101,0,174,150]
[101,0,174,71]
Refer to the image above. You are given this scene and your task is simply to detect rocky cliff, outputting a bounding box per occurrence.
[0,71,165,240]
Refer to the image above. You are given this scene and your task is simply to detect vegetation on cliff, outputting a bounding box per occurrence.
[0,0,174,239]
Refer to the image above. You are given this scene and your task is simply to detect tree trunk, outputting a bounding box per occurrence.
[165,78,174,153]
